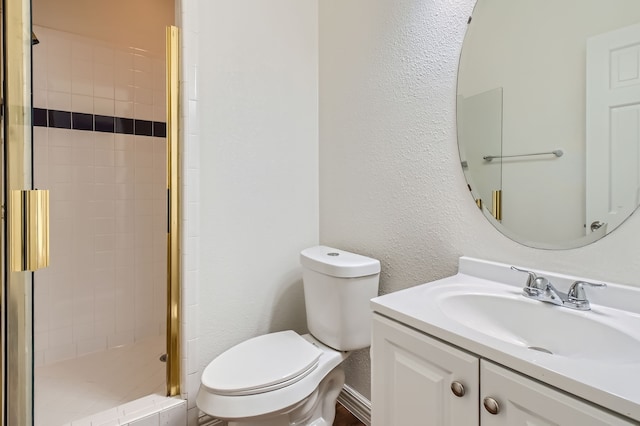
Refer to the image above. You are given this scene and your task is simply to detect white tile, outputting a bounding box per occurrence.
[95,97,115,116]
[95,166,116,183]
[77,337,107,356]
[113,85,135,102]
[33,54,48,91]
[108,330,134,348]
[94,250,115,270]
[115,199,135,217]
[48,63,72,94]
[134,103,154,121]
[186,339,198,375]
[34,351,45,367]
[153,102,166,123]
[115,134,135,151]
[72,40,93,61]
[72,147,95,167]
[95,64,115,99]
[50,199,74,219]
[135,86,154,105]
[71,59,93,96]
[73,166,95,183]
[48,91,72,111]
[34,88,48,108]
[96,149,116,167]
[95,132,115,150]
[134,54,153,74]
[49,145,71,166]
[34,332,49,351]
[44,343,76,364]
[73,322,95,341]
[116,100,135,119]
[159,403,186,426]
[185,374,199,410]
[95,319,116,337]
[115,167,135,184]
[72,94,94,113]
[186,407,199,426]
[128,413,160,426]
[115,183,135,200]
[188,100,198,133]
[92,198,116,217]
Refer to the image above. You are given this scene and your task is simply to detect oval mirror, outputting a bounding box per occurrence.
[457,0,640,249]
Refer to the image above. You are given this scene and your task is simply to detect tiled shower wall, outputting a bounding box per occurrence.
[32,26,168,366]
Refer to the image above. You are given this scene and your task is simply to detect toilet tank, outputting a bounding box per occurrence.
[300,246,380,351]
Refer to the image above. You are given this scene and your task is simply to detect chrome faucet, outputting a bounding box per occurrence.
[511,266,606,311]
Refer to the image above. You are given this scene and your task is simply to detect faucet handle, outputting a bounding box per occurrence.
[511,266,550,296]
[567,281,606,302]
[511,266,537,287]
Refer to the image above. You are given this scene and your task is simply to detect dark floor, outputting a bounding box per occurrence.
[334,403,365,426]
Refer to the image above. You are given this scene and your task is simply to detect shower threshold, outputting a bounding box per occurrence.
[35,334,166,426]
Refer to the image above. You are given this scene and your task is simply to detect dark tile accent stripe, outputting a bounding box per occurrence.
[153,122,167,138]
[135,119,153,136]
[33,108,48,127]
[33,108,166,139]
[49,110,71,129]
[116,118,134,135]
[95,115,115,133]
[72,112,93,131]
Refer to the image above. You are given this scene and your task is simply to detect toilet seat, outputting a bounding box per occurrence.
[197,333,349,420]
[201,330,322,396]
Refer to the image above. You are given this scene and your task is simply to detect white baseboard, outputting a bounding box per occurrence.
[337,385,372,426]
[198,385,372,426]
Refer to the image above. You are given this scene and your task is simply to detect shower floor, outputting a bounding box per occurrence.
[35,335,166,426]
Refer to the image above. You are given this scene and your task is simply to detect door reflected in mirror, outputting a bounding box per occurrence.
[457,0,640,249]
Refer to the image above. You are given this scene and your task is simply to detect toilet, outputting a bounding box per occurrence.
[196,246,380,426]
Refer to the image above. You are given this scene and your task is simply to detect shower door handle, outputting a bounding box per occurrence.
[9,189,50,271]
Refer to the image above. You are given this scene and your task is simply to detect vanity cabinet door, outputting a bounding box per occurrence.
[480,360,635,425]
[371,315,479,426]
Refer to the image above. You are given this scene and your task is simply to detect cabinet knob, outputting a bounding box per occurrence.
[450,381,465,397]
[483,397,500,415]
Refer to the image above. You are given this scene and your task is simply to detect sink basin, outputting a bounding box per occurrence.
[435,286,640,364]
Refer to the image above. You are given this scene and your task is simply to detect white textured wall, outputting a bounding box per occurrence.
[196,0,319,379]
[319,0,640,399]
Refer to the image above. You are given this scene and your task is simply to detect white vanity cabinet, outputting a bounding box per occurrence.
[480,360,633,425]
[371,314,479,426]
[372,314,635,426]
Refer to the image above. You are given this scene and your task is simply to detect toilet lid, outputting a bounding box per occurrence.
[201,331,322,396]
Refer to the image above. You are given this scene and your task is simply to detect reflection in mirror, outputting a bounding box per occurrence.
[457,0,640,249]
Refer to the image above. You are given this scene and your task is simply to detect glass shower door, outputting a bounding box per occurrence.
[3,0,44,424]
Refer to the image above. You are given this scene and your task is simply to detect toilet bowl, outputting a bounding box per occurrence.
[196,246,380,425]
[197,333,348,425]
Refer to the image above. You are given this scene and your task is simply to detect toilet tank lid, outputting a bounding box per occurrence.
[300,246,380,278]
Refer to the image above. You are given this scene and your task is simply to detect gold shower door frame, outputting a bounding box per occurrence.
[3,0,36,424]
[165,25,181,397]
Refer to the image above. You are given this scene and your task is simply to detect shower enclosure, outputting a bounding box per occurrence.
[0,0,181,424]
